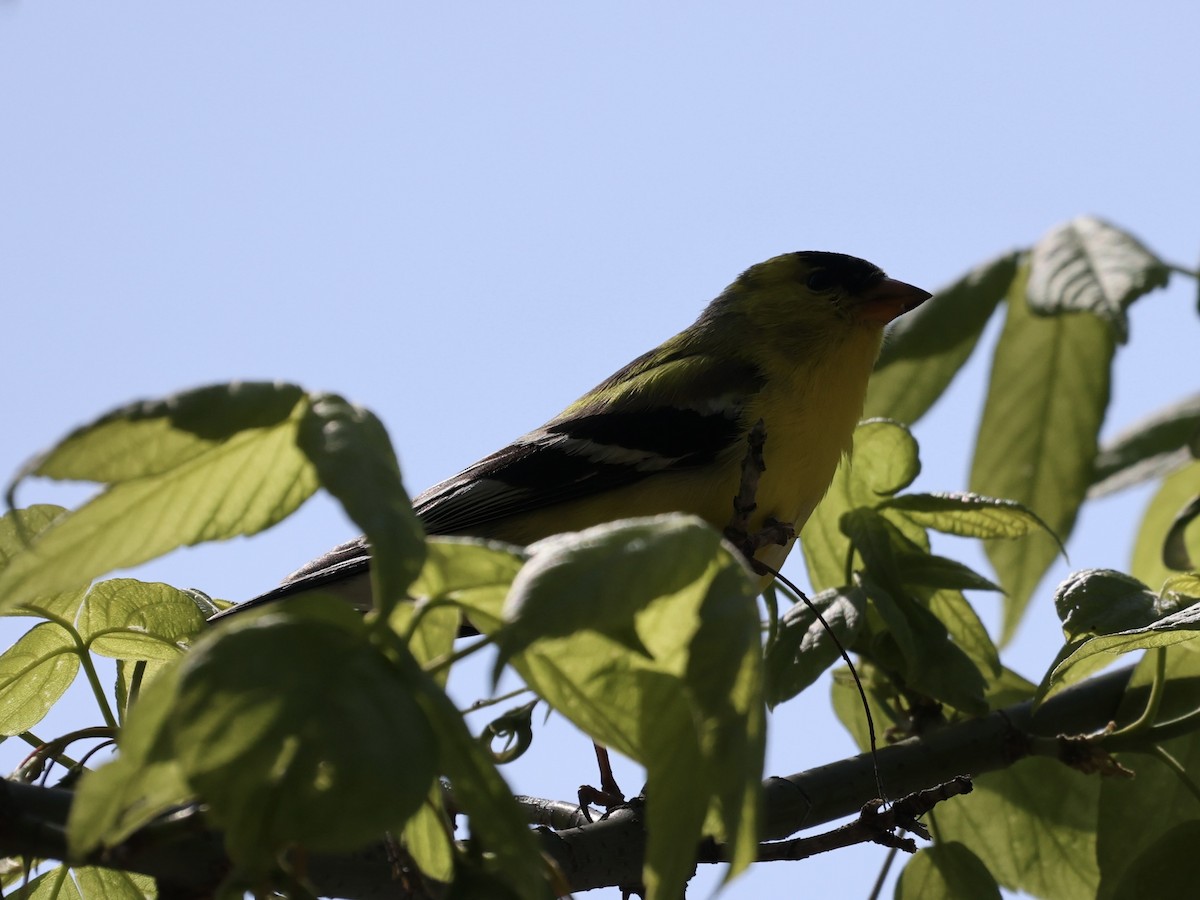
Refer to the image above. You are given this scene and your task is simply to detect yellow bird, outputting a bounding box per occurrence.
[226,251,928,614]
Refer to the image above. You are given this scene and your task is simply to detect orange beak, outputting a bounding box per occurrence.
[854,277,931,326]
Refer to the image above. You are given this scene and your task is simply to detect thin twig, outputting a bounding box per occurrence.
[750,776,972,863]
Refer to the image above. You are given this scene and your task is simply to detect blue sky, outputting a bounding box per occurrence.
[2,4,1198,898]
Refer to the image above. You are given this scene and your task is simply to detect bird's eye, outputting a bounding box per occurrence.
[805,270,834,292]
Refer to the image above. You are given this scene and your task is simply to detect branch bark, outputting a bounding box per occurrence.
[1,664,1189,897]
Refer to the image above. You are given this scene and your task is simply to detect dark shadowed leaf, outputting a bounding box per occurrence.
[67,661,192,856]
[296,394,426,616]
[764,586,865,707]
[1026,216,1170,343]
[867,251,1018,424]
[1163,495,1200,571]
[1097,648,1200,900]
[1052,569,1164,641]
[1108,822,1200,900]
[896,842,1002,900]
[1038,590,1200,702]
[1132,461,1200,590]
[173,607,438,863]
[1090,393,1200,497]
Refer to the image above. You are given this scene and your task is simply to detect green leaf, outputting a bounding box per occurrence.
[866,251,1018,424]
[1097,648,1200,899]
[1090,393,1200,497]
[1026,216,1170,343]
[68,661,192,856]
[1132,461,1200,589]
[896,554,1001,593]
[0,504,64,568]
[174,606,438,864]
[0,506,88,619]
[879,492,1060,544]
[402,795,456,884]
[1052,569,1165,641]
[830,660,907,751]
[982,665,1037,710]
[801,420,920,591]
[849,419,921,498]
[1108,822,1200,900]
[0,622,80,735]
[896,842,1002,900]
[0,383,320,609]
[76,579,208,660]
[1163,494,1200,571]
[498,515,764,900]
[925,589,1001,681]
[856,574,988,715]
[498,515,752,666]
[295,394,426,616]
[931,757,1100,900]
[970,265,1115,641]
[398,537,526,669]
[71,867,155,900]
[385,642,549,898]
[1038,593,1200,701]
[14,868,83,900]
[1161,571,1200,601]
[764,586,864,707]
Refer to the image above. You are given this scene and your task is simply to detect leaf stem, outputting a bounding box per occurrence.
[77,641,118,729]
[425,634,493,676]
[1107,647,1166,738]
[1150,744,1200,806]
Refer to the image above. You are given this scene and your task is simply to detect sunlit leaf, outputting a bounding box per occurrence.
[498,516,763,899]
[0,622,80,735]
[14,867,83,900]
[402,795,456,884]
[77,579,208,660]
[0,383,319,609]
[879,492,1060,544]
[931,757,1099,900]
[971,266,1115,641]
[801,420,920,591]
[1161,572,1200,601]
[0,506,87,619]
[386,640,548,898]
[867,251,1018,424]
[71,867,155,900]
[1026,216,1170,343]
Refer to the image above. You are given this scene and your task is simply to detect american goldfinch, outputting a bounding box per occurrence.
[223,251,928,616]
